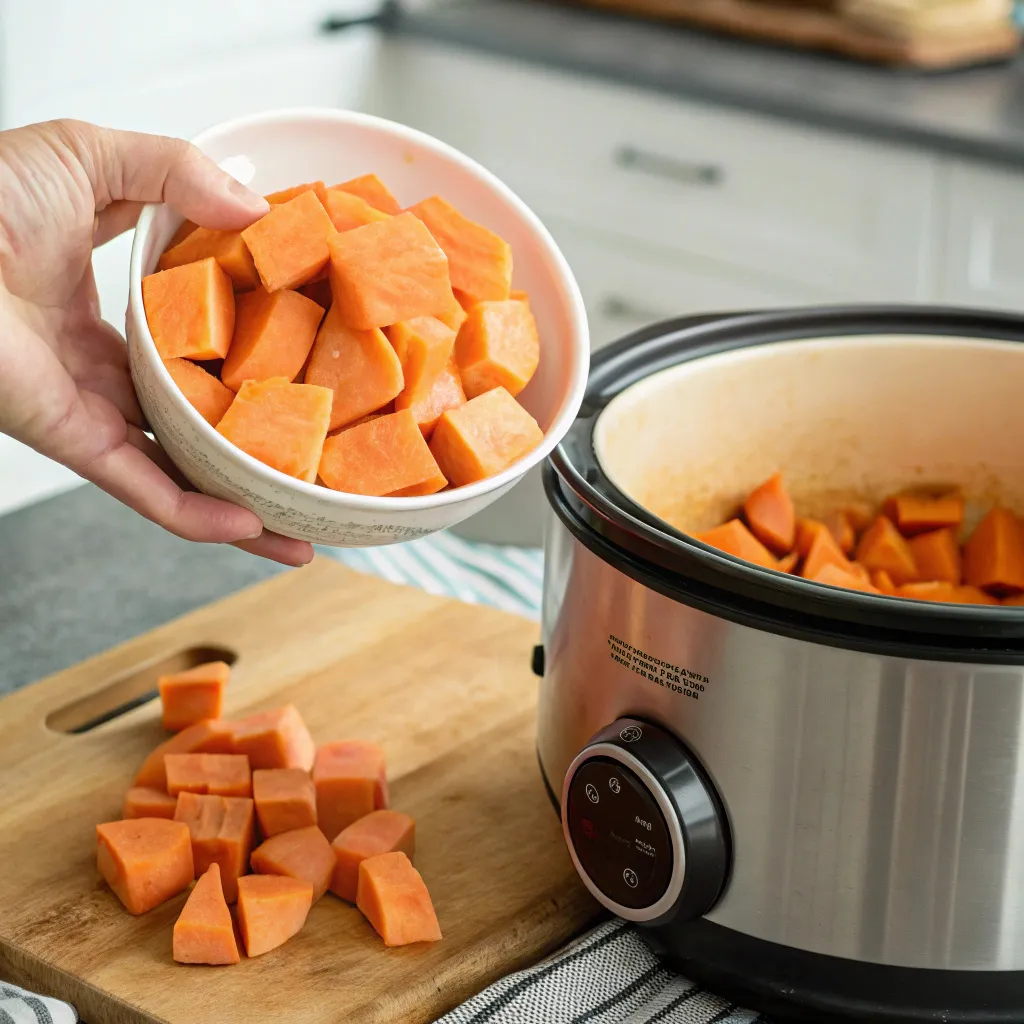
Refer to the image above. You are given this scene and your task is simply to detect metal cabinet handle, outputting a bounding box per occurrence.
[613,144,724,186]
[600,295,668,323]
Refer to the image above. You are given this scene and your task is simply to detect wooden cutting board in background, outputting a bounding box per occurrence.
[0,560,601,1024]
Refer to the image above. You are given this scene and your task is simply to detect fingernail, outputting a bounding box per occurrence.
[226,176,269,214]
[243,525,264,540]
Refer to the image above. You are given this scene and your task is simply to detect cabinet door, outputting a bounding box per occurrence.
[545,218,840,350]
[942,160,1024,313]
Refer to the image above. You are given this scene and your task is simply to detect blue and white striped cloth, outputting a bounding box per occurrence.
[6,532,766,1024]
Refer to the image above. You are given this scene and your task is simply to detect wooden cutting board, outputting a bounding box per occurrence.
[0,559,601,1024]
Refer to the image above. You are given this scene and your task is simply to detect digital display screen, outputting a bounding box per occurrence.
[566,757,673,910]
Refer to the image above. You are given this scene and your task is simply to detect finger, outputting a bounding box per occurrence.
[126,426,190,485]
[232,534,315,567]
[85,439,266,544]
[52,119,268,231]
[93,200,145,247]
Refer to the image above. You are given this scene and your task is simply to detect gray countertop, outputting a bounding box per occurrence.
[0,485,287,696]
[391,0,1024,167]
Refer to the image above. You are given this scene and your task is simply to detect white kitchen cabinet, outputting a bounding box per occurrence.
[375,40,938,304]
[941,160,1024,313]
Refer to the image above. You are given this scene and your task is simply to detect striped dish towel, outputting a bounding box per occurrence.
[1,981,78,1024]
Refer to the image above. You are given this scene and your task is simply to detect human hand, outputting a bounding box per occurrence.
[0,119,313,566]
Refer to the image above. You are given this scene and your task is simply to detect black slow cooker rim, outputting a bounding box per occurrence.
[546,304,1024,657]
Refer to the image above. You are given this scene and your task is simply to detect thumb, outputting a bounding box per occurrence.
[52,118,268,231]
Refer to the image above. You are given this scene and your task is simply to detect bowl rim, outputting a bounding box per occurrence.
[128,105,589,511]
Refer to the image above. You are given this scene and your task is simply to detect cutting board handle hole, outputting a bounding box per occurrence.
[45,645,238,735]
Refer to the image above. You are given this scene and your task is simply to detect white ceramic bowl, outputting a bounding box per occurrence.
[127,107,589,546]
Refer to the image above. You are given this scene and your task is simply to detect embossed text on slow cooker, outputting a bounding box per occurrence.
[607,635,709,700]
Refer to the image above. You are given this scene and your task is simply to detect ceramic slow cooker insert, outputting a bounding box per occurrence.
[537,306,1024,1023]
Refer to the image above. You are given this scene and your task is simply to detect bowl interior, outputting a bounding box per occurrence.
[137,109,584,442]
[594,334,1024,535]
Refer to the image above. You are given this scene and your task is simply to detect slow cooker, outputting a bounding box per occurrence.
[535,306,1024,1023]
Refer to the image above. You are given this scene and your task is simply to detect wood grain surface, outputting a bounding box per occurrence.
[0,559,601,1024]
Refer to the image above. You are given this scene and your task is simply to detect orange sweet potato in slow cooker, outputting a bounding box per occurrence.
[693,472,1024,607]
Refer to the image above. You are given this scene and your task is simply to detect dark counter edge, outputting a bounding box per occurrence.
[384,0,1024,170]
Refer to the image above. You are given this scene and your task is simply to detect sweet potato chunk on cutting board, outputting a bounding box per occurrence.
[455,300,540,399]
[324,188,391,233]
[313,740,388,842]
[357,851,441,947]
[221,288,324,392]
[251,826,335,903]
[409,195,512,306]
[856,516,919,586]
[236,874,313,957]
[693,519,776,569]
[742,472,795,555]
[159,660,230,732]
[242,190,336,292]
[884,493,965,535]
[265,181,327,207]
[304,304,404,431]
[429,386,543,488]
[216,378,332,482]
[963,507,1024,596]
[233,704,316,772]
[327,212,454,330]
[165,754,252,799]
[174,792,255,903]
[908,527,962,585]
[335,174,401,215]
[319,410,447,498]
[123,787,178,820]
[164,358,235,428]
[158,227,261,291]
[96,819,194,915]
[173,863,240,965]
[143,257,235,361]
[253,769,317,837]
[331,810,415,903]
[134,719,237,791]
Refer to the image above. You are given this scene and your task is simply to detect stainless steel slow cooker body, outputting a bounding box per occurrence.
[537,307,1024,1023]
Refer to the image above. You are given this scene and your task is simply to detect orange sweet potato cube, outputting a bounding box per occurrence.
[172,863,240,965]
[221,288,324,392]
[334,174,402,215]
[304,304,404,431]
[265,181,328,207]
[96,819,194,915]
[158,660,230,732]
[174,791,255,903]
[158,227,261,291]
[357,851,441,946]
[455,300,540,399]
[122,786,178,820]
[251,825,335,903]
[409,195,512,306]
[236,875,313,957]
[163,359,236,427]
[241,189,336,292]
[313,740,388,842]
[253,769,317,837]
[165,753,252,799]
[133,719,237,792]
[400,356,466,439]
[429,387,543,487]
[232,704,316,772]
[327,212,455,330]
[318,410,447,498]
[331,810,415,903]
[324,188,392,232]
[142,257,235,361]
[216,378,333,482]
[388,316,456,416]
